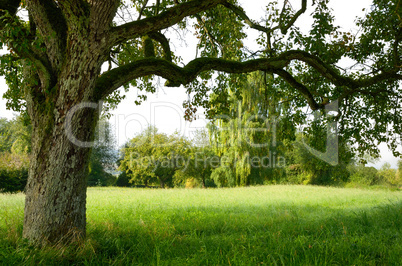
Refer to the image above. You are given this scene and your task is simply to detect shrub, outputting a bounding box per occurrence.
[87,161,116,186]
[347,165,380,186]
[0,152,29,193]
[377,163,400,186]
[115,171,130,187]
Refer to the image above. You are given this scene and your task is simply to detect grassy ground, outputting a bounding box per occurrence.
[0,185,401,265]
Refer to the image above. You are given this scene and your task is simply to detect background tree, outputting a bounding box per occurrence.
[207,72,291,186]
[288,123,352,185]
[0,152,29,192]
[0,0,401,244]
[119,126,192,188]
[0,115,117,188]
[347,164,380,186]
[377,162,399,186]
[175,129,217,188]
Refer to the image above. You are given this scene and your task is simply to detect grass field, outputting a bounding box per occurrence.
[0,185,401,265]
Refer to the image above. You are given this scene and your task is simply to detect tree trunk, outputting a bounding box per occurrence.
[22,46,104,245]
[22,99,99,245]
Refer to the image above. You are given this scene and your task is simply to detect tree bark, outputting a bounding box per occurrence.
[22,38,105,245]
[23,121,93,245]
[22,88,100,244]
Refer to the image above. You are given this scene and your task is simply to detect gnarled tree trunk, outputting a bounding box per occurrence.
[22,38,106,245]
[23,109,96,244]
[17,0,119,245]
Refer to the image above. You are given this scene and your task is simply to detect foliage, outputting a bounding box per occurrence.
[0,115,31,154]
[207,72,290,187]
[0,152,29,193]
[87,162,116,187]
[289,129,352,185]
[347,164,381,186]
[398,159,402,184]
[1,0,399,158]
[175,129,217,188]
[0,116,31,193]
[378,162,399,186]
[345,162,401,189]
[119,126,192,188]
[115,171,131,187]
[0,116,118,188]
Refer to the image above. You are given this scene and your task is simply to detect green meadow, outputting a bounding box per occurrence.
[1,185,401,265]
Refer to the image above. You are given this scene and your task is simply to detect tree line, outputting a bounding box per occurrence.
[116,126,402,189]
[3,114,401,192]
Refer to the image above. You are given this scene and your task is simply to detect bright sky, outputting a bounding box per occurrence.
[0,0,400,168]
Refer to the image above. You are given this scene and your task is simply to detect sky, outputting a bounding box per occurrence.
[0,0,400,168]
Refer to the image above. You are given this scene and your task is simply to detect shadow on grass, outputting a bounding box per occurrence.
[1,200,401,265]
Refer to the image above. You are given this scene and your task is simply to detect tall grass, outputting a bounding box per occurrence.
[1,185,401,265]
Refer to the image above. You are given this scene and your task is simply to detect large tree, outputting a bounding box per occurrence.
[0,0,400,245]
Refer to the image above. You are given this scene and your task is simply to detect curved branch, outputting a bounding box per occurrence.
[148,31,172,61]
[221,2,273,34]
[275,69,322,110]
[0,5,54,89]
[279,0,307,34]
[95,50,402,110]
[222,0,307,35]
[108,0,225,48]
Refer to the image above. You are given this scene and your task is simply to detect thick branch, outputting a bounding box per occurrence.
[281,50,402,88]
[109,0,225,48]
[27,0,67,72]
[57,0,89,19]
[88,0,119,37]
[94,57,289,100]
[95,50,402,110]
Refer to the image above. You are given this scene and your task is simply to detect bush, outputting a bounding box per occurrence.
[377,163,400,187]
[87,161,116,186]
[115,172,130,187]
[0,168,28,193]
[0,152,29,193]
[347,165,380,186]
[185,178,200,188]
